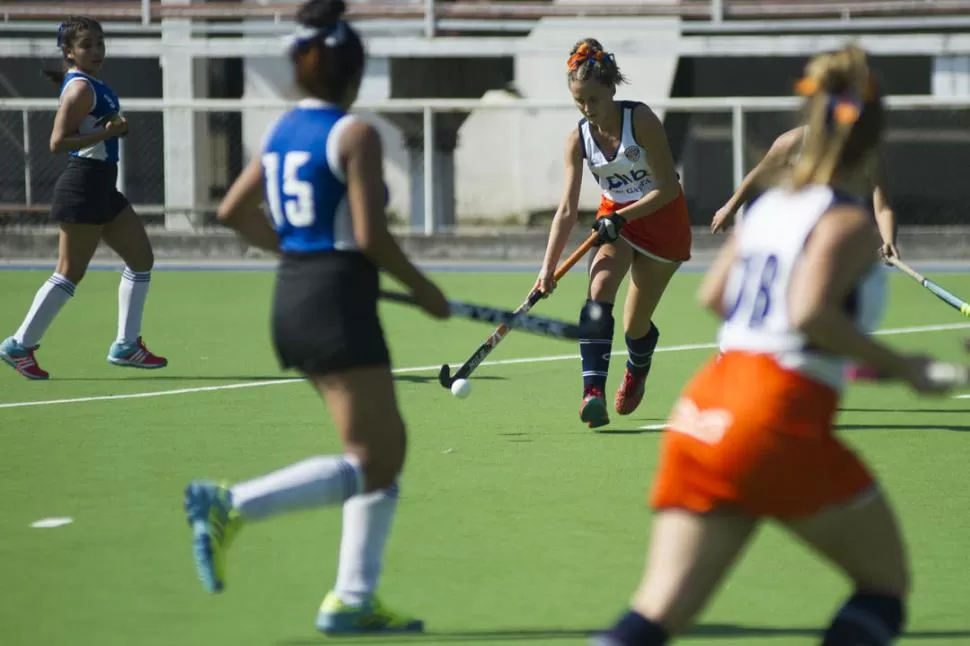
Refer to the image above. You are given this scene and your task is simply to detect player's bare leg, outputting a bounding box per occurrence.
[615,254,680,415]
[595,509,757,645]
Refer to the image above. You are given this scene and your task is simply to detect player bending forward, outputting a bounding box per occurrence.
[595,45,967,646]
[182,0,449,635]
[536,39,692,429]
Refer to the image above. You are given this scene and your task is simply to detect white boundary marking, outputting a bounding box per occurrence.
[1,321,969,411]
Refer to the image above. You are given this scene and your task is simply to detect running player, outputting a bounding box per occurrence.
[710,119,898,263]
[0,16,166,379]
[536,39,692,429]
[594,45,966,646]
[710,84,899,382]
[182,0,449,634]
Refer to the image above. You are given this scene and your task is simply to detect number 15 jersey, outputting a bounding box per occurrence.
[260,99,360,255]
[716,184,886,390]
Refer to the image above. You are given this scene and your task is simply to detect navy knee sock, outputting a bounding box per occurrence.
[625,323,660,378]
[580,300,614,393]
[595,610,668,646]
[822,592,904,645]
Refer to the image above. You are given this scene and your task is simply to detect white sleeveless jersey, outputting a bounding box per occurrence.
[717,184,887,390]
[579,101,656,204]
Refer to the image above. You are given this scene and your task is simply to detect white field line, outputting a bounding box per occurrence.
[2,321,969,411]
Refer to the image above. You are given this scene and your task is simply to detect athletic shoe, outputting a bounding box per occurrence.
[316,591,424,634]
[580,386,610,429]
[0,337,49,380]
[183,481,243,593]
[614,368,646,416]
[107,336,167,369]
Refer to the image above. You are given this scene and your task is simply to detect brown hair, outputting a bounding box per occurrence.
[290,0,365,102]
[42,16,103,85]
[566,39,627,88]
[790,44,885,189]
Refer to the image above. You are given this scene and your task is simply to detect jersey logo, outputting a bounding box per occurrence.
[666,398,733,445]
[605,168,649,191]
[624,146,641,162]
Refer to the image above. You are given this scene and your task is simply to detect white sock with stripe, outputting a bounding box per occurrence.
[117,267,151,343]
[335,481,400,606]
[14,273,76,347]
[229,455,364,521]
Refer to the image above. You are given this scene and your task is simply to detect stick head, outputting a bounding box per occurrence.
[438,364,453,388]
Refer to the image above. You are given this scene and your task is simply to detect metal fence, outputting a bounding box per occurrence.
[1,95,968,232]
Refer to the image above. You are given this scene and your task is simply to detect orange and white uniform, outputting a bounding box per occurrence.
[579,101,692,262]
[651,185,887,518]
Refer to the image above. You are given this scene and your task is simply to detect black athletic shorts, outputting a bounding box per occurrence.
[50,157,130,225]
[271,250,391,376]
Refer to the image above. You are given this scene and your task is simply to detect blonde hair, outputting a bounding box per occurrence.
[790,44,884,189]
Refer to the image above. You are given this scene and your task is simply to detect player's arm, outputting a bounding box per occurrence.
[611,104,680,223]
[216,156,280,252]
[711,127,804,233]
[869,157,899,259]
[536,128,584,293]
[49,82,124,153]
[697,230,740,317]
[343,119,445,312]
[787,205,908,378]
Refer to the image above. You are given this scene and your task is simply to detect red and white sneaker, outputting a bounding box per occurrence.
[0,337,50,380]
[580,386,610,429]
[614,368,647,416]
[107,336,168,369]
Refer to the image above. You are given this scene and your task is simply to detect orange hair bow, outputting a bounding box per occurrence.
[793,75,879,126]
[567,44,605,71]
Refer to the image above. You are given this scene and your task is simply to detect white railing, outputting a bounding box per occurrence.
[1,95,968,233]
[3,0,970,34]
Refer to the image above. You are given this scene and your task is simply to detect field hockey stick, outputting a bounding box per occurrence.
[379,290,589,341]
[889,257,970,318]
[436,232,600,388]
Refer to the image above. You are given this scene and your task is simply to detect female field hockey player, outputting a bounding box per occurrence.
[709,95,900,382]
[0,16,166,379]
[183,0,449,634]
[594,45,967,646]
[535,39,692,429]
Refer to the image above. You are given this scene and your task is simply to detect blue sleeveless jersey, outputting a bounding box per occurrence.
[260,99,365,255]
[60,70,122,164]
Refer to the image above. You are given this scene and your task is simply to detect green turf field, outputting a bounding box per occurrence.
[2,267,970,646]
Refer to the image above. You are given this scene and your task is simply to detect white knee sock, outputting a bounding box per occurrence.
[334,481,399,606]
[117,267,151,343]
[229,455,364,522]
[14,273,76,347]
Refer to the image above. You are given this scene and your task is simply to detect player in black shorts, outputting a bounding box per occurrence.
[183,0,450,634]
[0,16,166,379]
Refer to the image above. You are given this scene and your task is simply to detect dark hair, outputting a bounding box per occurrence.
[790,44,885,189]
[290,0,365,102]
[42,15,103,85]
[566,38,627,88]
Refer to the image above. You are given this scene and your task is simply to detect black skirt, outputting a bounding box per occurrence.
[50,157,129,225]
[271,251,391,376]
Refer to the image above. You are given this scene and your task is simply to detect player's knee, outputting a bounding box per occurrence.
[822,592,905,645]
[127,247,154,273]
[358,422,407,492]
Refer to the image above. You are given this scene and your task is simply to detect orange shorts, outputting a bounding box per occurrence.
[649,351,874,519]
[597,191,692,262]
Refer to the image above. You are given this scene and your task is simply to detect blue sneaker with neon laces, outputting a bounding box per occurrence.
[183,481,243,593]
[315,591,424,634]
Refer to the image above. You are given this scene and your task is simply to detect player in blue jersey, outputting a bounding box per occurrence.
[182,0,449,635]
[0,16,166,380]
